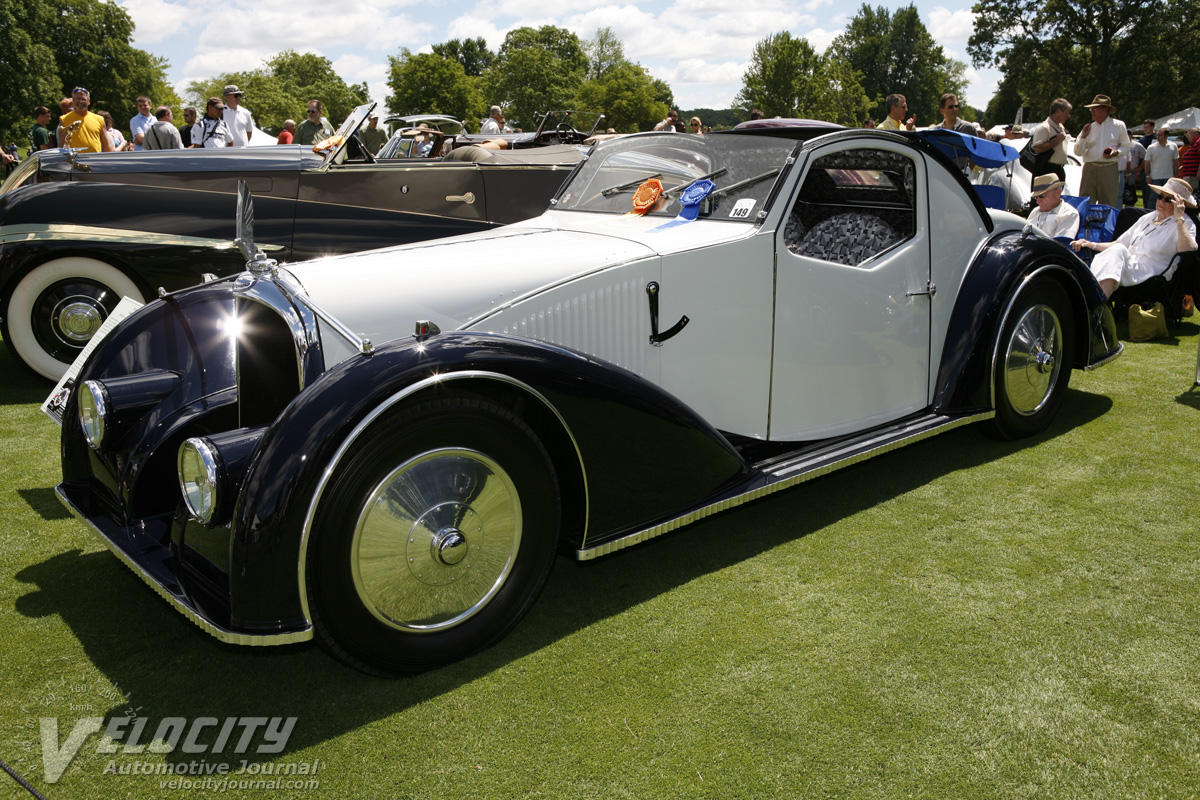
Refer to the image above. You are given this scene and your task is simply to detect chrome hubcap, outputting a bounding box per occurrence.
[54,298,105,343]
[351,448,521,633]
[1004,303,1062,416]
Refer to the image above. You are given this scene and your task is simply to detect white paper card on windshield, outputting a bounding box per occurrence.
[729,199,756,219]
[42,296,146,427]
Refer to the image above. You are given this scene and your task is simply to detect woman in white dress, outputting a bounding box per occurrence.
[1071,177,1197,298]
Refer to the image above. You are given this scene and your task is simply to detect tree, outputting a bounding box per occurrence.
[734,32,872,126]
[575,62,667,132]
[968,0,1192,128]
[0,0,60,144]
[828,4,966,125]
[431,38,494,77]
[585,27,625,80]
[482,26,588,129]
[387,50,486,124]
[0,0,177,145]
[188,50,368,132]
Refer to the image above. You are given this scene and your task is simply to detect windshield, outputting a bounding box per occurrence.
[554,133,797,221]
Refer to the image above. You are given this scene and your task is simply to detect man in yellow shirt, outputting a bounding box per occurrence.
[56,87,113,153]
[877,94,916,131]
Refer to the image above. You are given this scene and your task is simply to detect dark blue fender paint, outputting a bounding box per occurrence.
[226,333,752,629]
[933,230,1119,413]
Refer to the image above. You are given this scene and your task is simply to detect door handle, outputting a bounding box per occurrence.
[646,281,689,346]
[445,192,475,204]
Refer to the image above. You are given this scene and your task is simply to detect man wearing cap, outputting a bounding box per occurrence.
[1072,94,1128,207]
[221,85,254,147]
[191,97,233,148]
[56,87,112,153]
[1071,177,1197,298]
[360,113,387,155]
[1027,174,1080,239]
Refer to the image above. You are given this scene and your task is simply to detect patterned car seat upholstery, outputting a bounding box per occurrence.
[790,212,900,266]
[783,214,806,252]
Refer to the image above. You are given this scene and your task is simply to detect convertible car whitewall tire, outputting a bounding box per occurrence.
[992,278,1075,440]
[3,257,145,381]
[306,395,561,676]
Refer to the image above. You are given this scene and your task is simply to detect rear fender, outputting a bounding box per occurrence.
[934,230,1119,413]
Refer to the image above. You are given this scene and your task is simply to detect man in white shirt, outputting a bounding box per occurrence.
[221,85,254,147]
[192,97,232,148]
[1026,174,1080,239]
[1144,126,1180,208]
[129,95,154,151]
[653,109,680,132]
[1072,94,1127,207]
[480,106,508,135]
[1031,98,1072,183]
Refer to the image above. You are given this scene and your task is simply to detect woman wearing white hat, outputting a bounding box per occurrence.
[1071,177,1197,297]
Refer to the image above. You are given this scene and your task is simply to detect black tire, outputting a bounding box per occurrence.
[307,395,561,676]
[990,277,1074,440]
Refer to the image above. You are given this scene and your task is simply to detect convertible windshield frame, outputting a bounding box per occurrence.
[552,133,799,223]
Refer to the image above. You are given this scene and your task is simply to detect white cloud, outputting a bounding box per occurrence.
[927,7,975,44]
[804,0,832,11]
[118,0,192,45]
[803,27,839,54]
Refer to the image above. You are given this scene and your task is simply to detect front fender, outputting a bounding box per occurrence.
[229,333,751,629]
[934,230,1120,413]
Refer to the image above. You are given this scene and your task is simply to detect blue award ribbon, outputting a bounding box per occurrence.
[649,179,715,231]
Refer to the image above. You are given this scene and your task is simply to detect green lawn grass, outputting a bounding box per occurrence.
[3,324,1200,799]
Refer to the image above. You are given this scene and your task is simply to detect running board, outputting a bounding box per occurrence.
[576,411,992,561]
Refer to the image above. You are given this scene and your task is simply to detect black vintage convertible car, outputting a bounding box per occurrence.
[0,103,585,380]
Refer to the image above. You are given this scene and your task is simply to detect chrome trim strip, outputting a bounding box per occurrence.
[233,274,316,393]
[0,223,285,250]
[575,411,992,561]
[296,370,589,625]
[56,485,312,646]
[274,270,373,355]
[1084,341,1123,371]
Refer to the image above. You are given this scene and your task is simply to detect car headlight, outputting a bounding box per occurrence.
[78,380,110,449]
[178,438,220,524]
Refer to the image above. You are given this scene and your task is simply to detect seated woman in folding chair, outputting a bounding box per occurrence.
[1071,177,1197,298]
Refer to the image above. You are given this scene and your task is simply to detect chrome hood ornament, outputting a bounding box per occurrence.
[234,180,278,275]
[62,121,92,173]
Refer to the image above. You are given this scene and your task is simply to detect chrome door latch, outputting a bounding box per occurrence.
[646,281,689,346]
[906,282,936,298]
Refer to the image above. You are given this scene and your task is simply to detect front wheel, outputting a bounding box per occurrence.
[990,278,1075,439]
[307,395,561,676]
[2,257,145,381]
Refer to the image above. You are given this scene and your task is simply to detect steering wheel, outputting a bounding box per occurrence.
[555,122,575,144]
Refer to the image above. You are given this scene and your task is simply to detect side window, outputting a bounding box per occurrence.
[783,148,917,267]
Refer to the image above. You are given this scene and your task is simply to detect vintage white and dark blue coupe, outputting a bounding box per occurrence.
[55,123,1121,675]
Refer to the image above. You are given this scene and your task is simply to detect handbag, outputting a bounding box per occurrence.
[1128,302,1168,341]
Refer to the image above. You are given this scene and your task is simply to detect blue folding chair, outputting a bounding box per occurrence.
[1082,204,1118,245]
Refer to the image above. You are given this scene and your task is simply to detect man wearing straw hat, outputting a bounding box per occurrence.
[1072,94,1128,207]
[1070,177,1197,298]
[1027,174,1080,239]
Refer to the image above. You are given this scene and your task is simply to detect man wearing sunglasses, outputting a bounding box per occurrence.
[296,100,332,146]
[56,87,113,153]
[933,93,983,172]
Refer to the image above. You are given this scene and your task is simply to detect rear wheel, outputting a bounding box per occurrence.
[3,257,145,381]
[307,395,561,676]
[990,278,1074,439]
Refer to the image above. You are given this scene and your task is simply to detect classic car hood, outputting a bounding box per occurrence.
[286,212,753,349]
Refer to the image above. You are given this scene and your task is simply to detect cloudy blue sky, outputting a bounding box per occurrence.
[116,0,998,115]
